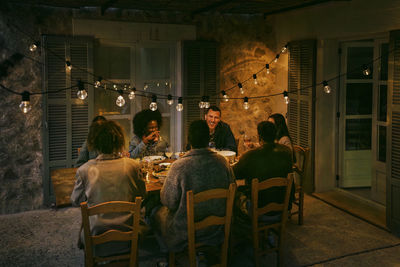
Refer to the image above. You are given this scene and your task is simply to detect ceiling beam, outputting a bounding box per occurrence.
[191,0,238,16]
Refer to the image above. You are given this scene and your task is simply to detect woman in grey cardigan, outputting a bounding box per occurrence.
[151,120,235,252]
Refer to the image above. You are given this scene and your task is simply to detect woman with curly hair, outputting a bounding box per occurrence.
[129,109,168,159]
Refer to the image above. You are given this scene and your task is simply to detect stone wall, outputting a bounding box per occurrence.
[0,3,286,213]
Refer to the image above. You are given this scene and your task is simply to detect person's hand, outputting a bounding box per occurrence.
[142,131,160,144]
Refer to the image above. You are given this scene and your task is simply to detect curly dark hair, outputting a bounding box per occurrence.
[133,109,162,139]
[268,113,292,142]
[87,120,125,154]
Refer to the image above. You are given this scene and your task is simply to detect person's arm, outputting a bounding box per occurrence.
[70,171,86,206]
[129,136,147,159]
[75,141,89,168]
[160,163,181,211]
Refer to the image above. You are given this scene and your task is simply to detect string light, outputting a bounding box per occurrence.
[199,96,206,109]
[167,94,174,105]
[283,91,289,104]
[363,65,371,76]
[253,74,258,85]
[176,97,183,111]
[116,90,126,107]
[221,90,229,102]
[113,84,117,90]
[238,83,244,94]
[266,64,270,74]
[274,54,280,63]
[144,83,148,90]
[204,96,210,109]
[76,80,87,100]
[281,44,288,54]
[243,97,249,110]
[150,95,158,111]
[323,80,331,94]
[19,91,31,113]
[129,87,136,99]
[94,76,102,88]
[29,42,39,52]
[65,61,72,71]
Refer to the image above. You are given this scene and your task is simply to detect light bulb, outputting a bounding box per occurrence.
[176,97,183,111]
[150,95,158,111]
[323,81,331,94]
[66,61,72,71]
[281,44,288,53]
[116,91,125,107]
[243,97,249,110]
[253,74,258,85]
[129,88,136,100]
[94,80,101,88]
[157,82,160,87]
[19,91,31,114]
[238,83,244,94]
[144,83,148,90]
[167,94,174,105]
[77,89,88,100]
[274,54,280,63]
[283,91,289,104]
[266,64,270,74]
[113,84,117,89]
[204,101,210,109]
[150,102,157,111]
[221,91,229,102]
[29,43,37,52]
[199,96,205,108]
[363,65,371,76]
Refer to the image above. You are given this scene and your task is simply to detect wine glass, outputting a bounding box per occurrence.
[165,146,173,159]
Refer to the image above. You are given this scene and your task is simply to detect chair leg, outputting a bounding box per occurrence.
[169,252,175,267]
[298,190,304,225]
[253,232,260,267]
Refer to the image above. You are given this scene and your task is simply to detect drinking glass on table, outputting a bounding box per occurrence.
[165,146,173,159]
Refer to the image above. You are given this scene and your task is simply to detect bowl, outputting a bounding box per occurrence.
[216,150,236,162]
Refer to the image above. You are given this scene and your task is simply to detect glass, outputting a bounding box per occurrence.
[345,119,372,151]
[378,126,386,162]
[380,43,389,81]
[165,146,173,159]
[378,85,387,122]
[346,46,373,80]
[346,83,373,115]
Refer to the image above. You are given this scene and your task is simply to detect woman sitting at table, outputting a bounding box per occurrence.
[71,120,146,257]
[129,109,168,159]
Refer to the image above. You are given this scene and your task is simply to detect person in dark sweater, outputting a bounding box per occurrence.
[233,121,293,214]
[204,106,237,153]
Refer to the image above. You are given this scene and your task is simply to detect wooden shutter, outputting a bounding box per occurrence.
[42,36,93,205]
[287,39,316,193]
[182,41,218,143]
[387,30,400,236]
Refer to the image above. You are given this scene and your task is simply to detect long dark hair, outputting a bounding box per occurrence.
[133,109,162,139]
[268,113,292,142]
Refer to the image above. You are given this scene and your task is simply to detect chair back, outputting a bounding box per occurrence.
[186,183,236,267]
[80,198,142,267]
[251,175,293,267]
[293,145,307,180]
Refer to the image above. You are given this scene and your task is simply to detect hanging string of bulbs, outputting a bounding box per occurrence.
[0,18,393,114]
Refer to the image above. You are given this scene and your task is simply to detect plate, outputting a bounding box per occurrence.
[216,150,236,157]
[152,170,168,183]
[143,155,165,162]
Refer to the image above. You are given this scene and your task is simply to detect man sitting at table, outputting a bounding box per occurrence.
[151,119,235,255]
[205,105,237,153]
[233,121,293,222]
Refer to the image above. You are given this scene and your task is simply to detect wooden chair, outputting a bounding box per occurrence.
[169,183,237,267]
[251,175,293,267]
[291,145,308,225]
[80,198,142,267]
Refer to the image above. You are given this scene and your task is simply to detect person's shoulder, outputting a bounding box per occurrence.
[274,143,292,156]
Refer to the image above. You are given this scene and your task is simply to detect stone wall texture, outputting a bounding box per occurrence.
[0,3,285,213]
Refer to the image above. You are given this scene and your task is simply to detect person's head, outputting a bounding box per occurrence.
[204,105,221,132]
[133,109,162,138]
[257,121,276,144]
[92,115,106,123]
[188,120,210,149]
[87,120,125,154]
[268,113,291,140]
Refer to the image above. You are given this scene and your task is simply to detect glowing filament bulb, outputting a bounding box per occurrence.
[266,64,270,74]
[363,65,371,76]
[281,44,288,53]
[144,83,149,90]
[167,94,174,105]
[150,95,158,111]
[323,80,331,94]
[19,91,32,114]
[129,88,136,100]
[221,91,229,102]
[176,97,183,111]
[29,42,38,52]
[253,74,258,85]
[238,83,244,94]
[204,96,210,109]
[243,97,249,110]
[283,91,289,104]
[274,54,280,63]
[199,96,206,108]
[66,61,72,71]
[115,90,125,107]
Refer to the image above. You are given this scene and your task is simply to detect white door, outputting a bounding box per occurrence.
[339,38,388,200]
